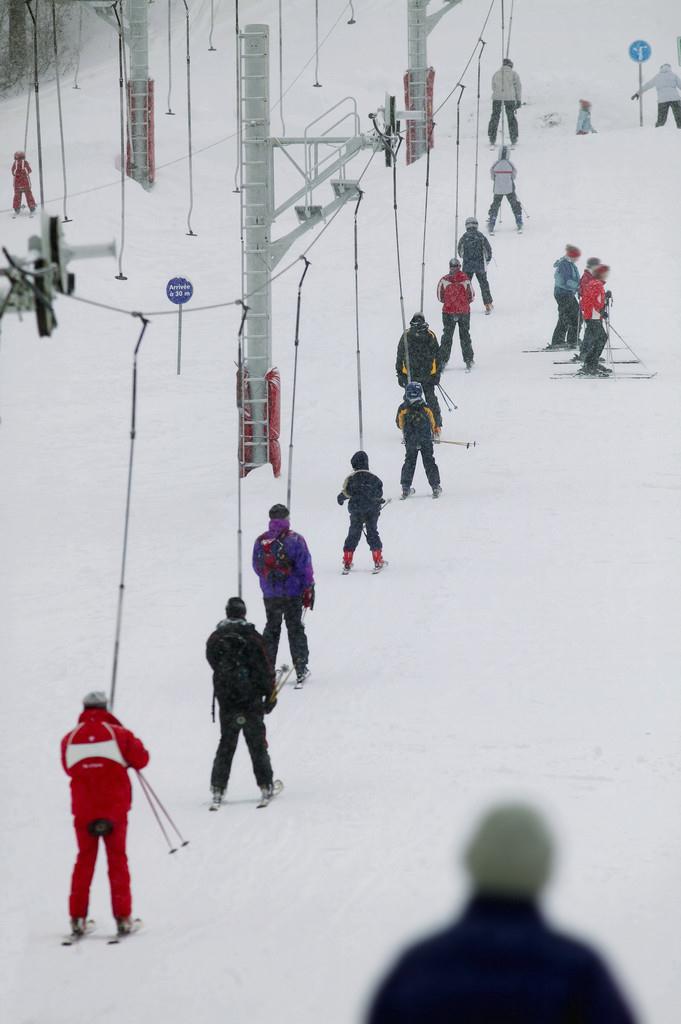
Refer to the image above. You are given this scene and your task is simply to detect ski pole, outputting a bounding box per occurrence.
[436,382,458,411]
[135,771,189,849]
[440,439,477,448]
[135,772,177,853]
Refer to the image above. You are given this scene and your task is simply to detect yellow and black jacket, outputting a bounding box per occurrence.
[396,401,437,446]
[395,327,440,385]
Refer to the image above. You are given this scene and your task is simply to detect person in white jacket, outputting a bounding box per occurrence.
[487,146,523,233]
[632,63,681,127]
[488,58,522,146]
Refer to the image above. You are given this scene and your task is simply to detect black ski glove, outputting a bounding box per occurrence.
[337,493,346,505]
[631,93,639,101]
[605,290,612,301]
[264,696,277,715]
[601,309,609,320]
[397,374,407,388]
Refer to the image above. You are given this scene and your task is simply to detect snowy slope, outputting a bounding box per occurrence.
[1,1,681,1022]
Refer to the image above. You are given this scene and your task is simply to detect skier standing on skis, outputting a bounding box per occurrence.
[252,504,314,687]
[548,244,581,349]
[395,313,442,433]
[632,63,681,128]
[367,803,637,1024]
[396,382,442,500]
[206,597,277,808]
[574,257,601,360]
[61,691,149,939]
[457,218,494,313]
[337,451,386,574]
[11,151,36,216]
[579,264,611,376]
[487,146,523,234]
[436,258,475,370]
[488,58,522,147]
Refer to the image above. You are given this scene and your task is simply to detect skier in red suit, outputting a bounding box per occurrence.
[11,151,36,214]
[61,691,149,937]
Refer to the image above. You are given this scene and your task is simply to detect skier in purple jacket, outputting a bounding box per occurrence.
[252,504,315,686]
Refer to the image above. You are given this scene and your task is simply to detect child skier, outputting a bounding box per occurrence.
[576,99,597,134]
[396,383,442,500]
[579,264,612,376]
[11,151,36,217]
[337,451,386,574]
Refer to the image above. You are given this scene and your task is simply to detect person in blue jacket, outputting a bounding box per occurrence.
[367,803,638,1024]
[549,244,581,349]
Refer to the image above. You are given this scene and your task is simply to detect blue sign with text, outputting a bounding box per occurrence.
[628,40,651,63]
[166,277,194,304]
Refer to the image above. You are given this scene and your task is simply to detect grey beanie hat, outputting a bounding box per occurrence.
[464,803,554,897]
[83,691,109,709]
[585,257,601,270]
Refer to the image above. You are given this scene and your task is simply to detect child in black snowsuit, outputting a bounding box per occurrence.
[396,383,442,499]
[337,451,385,573]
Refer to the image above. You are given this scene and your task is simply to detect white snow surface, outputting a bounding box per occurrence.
[1,1,680,1021]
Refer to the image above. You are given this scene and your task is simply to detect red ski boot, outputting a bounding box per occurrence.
[342,550,354,575]
[371,549,386,574]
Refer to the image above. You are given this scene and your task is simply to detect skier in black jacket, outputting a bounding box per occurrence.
[457,217,494,312]
[206,596,277,808]
[396,383,442,499]
[395,313,442,430]
[337,451,386,574]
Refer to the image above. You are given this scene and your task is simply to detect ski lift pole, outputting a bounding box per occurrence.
[286,257,311,511]
[24,0,45,209]
[419,118,435,312]
[109,314,150,713]
[353,190,365,449]
[236,300,248,599]
[473,39,486,217]
[453,84,465,247]
[440,439,476,448]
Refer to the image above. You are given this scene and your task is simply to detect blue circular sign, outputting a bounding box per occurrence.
[166,277,194,304]
[628,40,651,62]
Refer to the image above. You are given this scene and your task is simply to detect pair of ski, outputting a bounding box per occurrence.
[342,560,388,576]
[551,370,657,380]
[62,919,142,946]
[210,779,284,813]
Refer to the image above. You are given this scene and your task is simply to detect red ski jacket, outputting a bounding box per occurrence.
[578,269,594,297]
[12,158,32,189]
[61,708,149,822]
[436,271,474,314]
[580,276,606,321]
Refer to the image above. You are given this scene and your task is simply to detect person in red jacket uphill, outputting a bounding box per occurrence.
[436,257,475,370]
[253,503,315,687]
[11,150,36,216]
[61,691,149,938]
[579,264,612,376]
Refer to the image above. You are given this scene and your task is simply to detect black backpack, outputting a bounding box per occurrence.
[212,630,254,705]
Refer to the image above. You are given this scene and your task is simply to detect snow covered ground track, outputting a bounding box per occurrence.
[1,1,680,1021]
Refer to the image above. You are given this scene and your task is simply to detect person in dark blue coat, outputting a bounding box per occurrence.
[457,217,494,312]
[367,803,638,1024]
[337,451,386,573]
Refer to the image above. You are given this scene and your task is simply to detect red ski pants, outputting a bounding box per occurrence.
[13,185,36,211]
[69,817,132,918]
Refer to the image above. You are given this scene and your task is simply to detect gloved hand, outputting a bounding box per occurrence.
[433,374,441,385]
[302,585,315,610]
[264,696,277,715]
[397,374,407,388]
[515,101,521,110]
[604,290,612,301]
[601,309,609,320]
[631,93,639,101]
[337,493,346,506]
